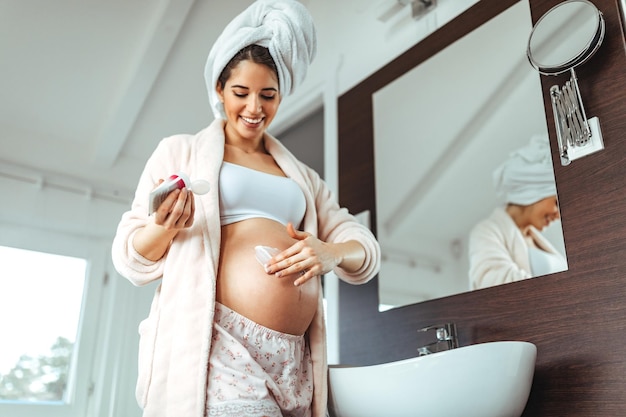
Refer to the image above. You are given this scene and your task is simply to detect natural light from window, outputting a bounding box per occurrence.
[0,246,86,404]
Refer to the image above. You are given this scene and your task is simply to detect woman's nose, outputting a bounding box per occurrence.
[247,95,262,112]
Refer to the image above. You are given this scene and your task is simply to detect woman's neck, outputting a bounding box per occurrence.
[225,140,265,154]
[506,204,531,235]
[223,124,265,154]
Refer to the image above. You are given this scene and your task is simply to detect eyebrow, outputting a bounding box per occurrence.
[230,84,278,92]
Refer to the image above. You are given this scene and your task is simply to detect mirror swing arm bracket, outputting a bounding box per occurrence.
[549,68,604,166]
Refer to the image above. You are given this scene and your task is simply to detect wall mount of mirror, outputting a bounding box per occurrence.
[527,0,605,166]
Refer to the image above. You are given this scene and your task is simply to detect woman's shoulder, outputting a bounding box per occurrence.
[470,207,516,240]
[159,129,204,146]
[156,122,223,152]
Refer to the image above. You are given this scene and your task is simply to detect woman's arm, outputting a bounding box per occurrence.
[265,223,368,286]
[263,164,381,286]
[111,136,193,285]
[132,187,195,261]
[310,173,380,284]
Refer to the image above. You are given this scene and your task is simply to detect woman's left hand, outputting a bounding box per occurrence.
[267,223,341,286]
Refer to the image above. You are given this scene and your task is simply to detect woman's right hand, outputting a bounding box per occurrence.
[152,182,195,230]
[132,184,195,261]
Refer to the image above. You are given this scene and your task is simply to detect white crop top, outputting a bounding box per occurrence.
[219,161,306,226]
[528,246,567,277]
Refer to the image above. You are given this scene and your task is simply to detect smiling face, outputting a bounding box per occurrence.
[216,59,281,146]
[519,196,561,231]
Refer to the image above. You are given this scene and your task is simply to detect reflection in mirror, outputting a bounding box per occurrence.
[373,0,568,311]
[467,134,567,291]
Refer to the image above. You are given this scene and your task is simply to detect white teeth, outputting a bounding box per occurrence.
[242,116,263,124]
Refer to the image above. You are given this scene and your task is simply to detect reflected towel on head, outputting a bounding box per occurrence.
[205,0,317,119]
[493,133,557,206]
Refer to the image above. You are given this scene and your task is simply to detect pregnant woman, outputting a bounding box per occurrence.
[111,2,380,417]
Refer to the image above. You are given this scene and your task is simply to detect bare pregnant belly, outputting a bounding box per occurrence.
[216,218,321,335]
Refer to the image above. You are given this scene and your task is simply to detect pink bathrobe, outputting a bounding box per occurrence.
[111,119,381,417]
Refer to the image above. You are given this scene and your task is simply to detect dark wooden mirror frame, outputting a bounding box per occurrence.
[337,0,626,414]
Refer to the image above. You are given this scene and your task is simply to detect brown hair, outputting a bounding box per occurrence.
[217,44,279,89]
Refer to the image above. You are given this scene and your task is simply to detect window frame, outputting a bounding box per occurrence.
[0,223,106,417]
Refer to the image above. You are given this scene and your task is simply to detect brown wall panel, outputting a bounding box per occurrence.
[337,0,626,415]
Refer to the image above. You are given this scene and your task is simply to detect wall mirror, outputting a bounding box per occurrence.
[373,0,568,310]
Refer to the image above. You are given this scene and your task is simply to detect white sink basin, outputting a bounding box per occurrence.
[328,341,536,417]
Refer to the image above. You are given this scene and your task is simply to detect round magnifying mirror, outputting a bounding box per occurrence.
[528,0,604,75]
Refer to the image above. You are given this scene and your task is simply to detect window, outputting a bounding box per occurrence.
[0,224,107,417]
[0,246,86,404]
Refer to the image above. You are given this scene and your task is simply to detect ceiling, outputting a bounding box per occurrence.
[0,0,324,203]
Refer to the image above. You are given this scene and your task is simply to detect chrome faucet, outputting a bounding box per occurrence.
[416,323,459,356]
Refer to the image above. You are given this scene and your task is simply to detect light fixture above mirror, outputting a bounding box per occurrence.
[527,0,606,165]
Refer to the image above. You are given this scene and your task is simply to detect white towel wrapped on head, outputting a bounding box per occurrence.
[205,0,317,120]
[493,133,557,206]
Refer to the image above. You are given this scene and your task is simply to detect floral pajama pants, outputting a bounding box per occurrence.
[206,302,313,417]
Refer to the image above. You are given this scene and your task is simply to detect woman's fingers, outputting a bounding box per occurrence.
[154,188,194,229]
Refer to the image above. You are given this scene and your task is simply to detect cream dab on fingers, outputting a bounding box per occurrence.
[254,245,280,272]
